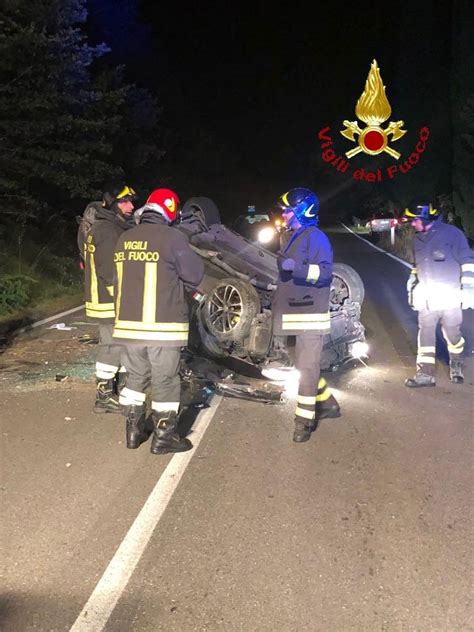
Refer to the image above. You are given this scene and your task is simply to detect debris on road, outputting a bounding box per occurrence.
[47,323,77,331]
[214,380,286,404]
[78,334,99,345]
[180,353,287,405]
[0,325,96,389]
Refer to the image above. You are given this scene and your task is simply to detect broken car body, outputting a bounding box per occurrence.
[178,197,367,371]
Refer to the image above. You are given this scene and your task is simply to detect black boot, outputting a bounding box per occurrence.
[316,394,341,421]
[293,419,312,443]
[126,405,149,449]
[449,359,464,384]
[150,411,193,455]
[94,378,121,414]
[115,369,127,395]
[404,372,436,388]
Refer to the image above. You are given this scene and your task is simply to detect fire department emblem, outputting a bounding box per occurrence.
[340,59,406,160]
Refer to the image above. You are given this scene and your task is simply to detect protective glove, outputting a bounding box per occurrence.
[406,272,417,293]
[461,287,474,310]
[280,257,296,272]
[406,273,418,310]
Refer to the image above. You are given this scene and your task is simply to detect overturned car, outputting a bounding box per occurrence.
[178,197,367,371]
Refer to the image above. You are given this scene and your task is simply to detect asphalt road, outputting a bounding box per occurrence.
[1,226,473,632]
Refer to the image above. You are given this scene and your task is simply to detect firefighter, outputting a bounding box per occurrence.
[272,187,339,443]
[113,188,204,454]
[404,201,474,387]
[80,183,136,413]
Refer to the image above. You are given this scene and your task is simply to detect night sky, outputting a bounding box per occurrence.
[87,0,469,221]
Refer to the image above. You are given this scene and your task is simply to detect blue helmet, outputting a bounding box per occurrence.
[403,201,441,223]
[278,187,319,226]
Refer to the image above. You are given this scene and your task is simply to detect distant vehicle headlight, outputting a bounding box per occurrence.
[350,341,369,359]
[257,226,276,244]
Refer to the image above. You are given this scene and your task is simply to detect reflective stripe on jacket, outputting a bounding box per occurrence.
[83,208,130,322]
[112,220,204,346]
[412,220,474,310]
[272,226,333,335]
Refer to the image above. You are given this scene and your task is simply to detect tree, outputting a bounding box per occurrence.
[115,86,166,194]
[452,1,474,240]
[0,0,127,225]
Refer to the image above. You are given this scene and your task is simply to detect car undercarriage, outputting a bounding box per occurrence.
[178,197,367,371]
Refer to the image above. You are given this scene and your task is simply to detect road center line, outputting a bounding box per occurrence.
[69,395,223,632]
[341,223,412,269]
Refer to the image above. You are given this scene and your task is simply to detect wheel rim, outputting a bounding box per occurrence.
[330,275,350,304]
[207,284,243,334]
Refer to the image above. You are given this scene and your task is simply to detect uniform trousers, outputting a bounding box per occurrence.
[294,333,324,423]
[96,323,122,379]
[119,345,181,413]
[417,307,464,374]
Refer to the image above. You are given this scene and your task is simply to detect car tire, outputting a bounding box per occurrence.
[331,263,365,305]
[197,312,227,359]
[202,277,261,342]
[181,197,221,227]
[188,302,227,359]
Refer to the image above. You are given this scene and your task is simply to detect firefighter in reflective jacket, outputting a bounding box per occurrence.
[273,188,341,443]
[80,183,136,413]
[404,201,474,387]
[113,188,204,454]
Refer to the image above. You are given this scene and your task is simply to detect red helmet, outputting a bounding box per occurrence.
[145,188,180,223]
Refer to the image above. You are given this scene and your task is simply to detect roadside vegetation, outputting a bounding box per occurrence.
[0,0,163,334]
[375,224,413,263]
[0,221,83,334]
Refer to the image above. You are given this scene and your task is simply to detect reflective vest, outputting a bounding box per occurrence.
[112,220,204,346]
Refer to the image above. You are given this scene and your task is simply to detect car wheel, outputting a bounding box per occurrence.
[187,303,225,359]
[196,311,227,359]
[331,263,365,305]
[202,277,260,342]
[181,196,221,227]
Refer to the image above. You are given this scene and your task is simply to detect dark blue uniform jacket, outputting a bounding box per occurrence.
[272,226,333,335]
[412,220,474,310]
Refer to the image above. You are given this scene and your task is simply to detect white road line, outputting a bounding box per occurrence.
[69,395,223,632]
[341,223,412,269]
[16,304,85,333]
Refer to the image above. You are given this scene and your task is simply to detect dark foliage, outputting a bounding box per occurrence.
[0,0,127,217]
[0,0,165,220]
